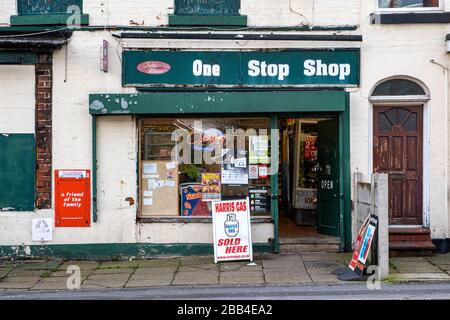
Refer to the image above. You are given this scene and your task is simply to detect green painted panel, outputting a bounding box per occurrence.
[89,91,347,115]
[0,51,38,64]
[175,0,240,16]
[0,134,35,211]
[317,119,340,237]
[11,14,89,26]
[17,0,83,14]
[123,50,360,87]
[168,14,247,26]
[0,243,274,260]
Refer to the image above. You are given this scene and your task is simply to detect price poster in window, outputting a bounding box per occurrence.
[201,173,221,201]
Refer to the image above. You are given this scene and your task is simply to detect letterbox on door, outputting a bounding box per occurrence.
[55,170,91,227]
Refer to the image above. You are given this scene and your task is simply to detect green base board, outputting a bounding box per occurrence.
[169,14,247,26]
[0,243,274,261]
[10,14,89,26]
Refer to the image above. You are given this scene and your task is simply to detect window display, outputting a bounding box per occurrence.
[139,118,272,217]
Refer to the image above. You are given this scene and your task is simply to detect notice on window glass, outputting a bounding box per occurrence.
[249,136,269,164]
[201,173,221,201]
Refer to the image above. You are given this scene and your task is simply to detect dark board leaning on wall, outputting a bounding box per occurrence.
[174,0,240,16]
[0,134,35,211]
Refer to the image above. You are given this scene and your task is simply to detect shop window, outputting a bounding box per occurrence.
[378,0,440,8]
[0,134,35,211]
[139,118,271,218]
[169,0,247,26]
[11,0,89,26]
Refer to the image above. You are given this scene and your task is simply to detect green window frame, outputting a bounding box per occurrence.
[169,0,247,27]
[11,0,89,26]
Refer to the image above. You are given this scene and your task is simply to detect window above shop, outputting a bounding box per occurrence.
[371,0,450,24]
[378,0,441,11]
[10,0,89,26]
[169,0,247,27]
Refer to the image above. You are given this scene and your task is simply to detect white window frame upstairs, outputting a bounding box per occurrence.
[376,0,444,13]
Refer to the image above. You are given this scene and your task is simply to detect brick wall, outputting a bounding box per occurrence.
[35,53,52,209]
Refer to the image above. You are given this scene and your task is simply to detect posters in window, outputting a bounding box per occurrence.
[201,173,221,201]
[221,153,249,185]
[249,135,269,164]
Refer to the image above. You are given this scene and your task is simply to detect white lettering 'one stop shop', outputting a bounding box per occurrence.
[192,59,352,81]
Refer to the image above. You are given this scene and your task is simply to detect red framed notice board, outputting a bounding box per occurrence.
[55,170,91,227]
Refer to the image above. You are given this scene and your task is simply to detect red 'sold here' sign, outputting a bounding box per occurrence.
[55,170,91,227]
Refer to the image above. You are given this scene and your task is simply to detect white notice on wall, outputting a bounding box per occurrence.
[165,180,176,187]
[143,190,154,197]
[143,163,158,174]
[32,218,53,242]
[143,198,153,206]
[166,162,176,170]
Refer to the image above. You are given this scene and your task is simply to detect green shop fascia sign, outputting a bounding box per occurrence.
[122,49,360,88]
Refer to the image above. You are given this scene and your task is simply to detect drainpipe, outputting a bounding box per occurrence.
[430,59,449,240]
[92,115,98,222]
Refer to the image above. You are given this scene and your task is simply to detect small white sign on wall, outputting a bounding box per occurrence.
[32,218,53,242]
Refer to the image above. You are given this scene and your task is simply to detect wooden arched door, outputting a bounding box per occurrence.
[373,106,423,225]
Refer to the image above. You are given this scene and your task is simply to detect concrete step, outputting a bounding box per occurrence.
[389,227,435,257]
[280,243,340,253]
[279,236,340,253]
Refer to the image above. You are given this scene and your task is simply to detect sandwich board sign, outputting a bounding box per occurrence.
[349,214,379,276]
[212,198,253,263]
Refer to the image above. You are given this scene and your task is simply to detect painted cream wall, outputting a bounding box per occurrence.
[0,0,450,246]
[0,0,362,27]
[0,65,35,133]
[0,30,274,246]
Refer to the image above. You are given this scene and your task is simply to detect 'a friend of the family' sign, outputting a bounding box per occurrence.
[123,49,360,87]
[212,198,253,263]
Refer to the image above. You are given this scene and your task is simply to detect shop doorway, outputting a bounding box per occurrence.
[279,117,341,248]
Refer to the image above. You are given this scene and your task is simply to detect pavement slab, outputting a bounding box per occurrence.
[305,261,343,275]
[264,272,312,284]
[219,273,265,285]
[90,268,135,275]
[389,273,450,282]
[0,276,41,289]
[31,278,71,290]
[98,260,140,269]
[138,259,180,268]
[0,268,12,279]
[82,273,131,289]
[220,262,263,273]
[179,256,215,266]
[133,267,177,276]
[17,260,62,270]
[58,261,100,271]
[300,252,340,262]
[6,269,48,277]
[178,265,219,273]
[172,271,219,286]
[126,277,174,288]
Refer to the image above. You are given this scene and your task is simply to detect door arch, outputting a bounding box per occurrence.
[370,77,429,226]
